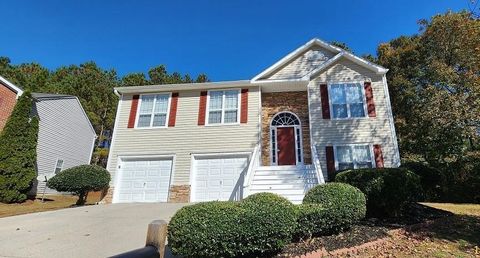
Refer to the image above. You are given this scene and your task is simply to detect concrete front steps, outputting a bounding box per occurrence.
[247,165,319,204]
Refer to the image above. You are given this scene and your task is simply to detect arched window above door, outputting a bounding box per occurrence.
[271,112,300,126]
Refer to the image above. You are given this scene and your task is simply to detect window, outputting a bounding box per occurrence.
[329,83,366,119]
[54,159,64,174]
[335,145,373,170]
[207,90,240,124]
[136,94,170,128]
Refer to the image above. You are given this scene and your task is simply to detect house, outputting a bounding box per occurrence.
[29,93,97,195]
[0,75,24,132]
[106,38,400,204]
[31,93,97,195]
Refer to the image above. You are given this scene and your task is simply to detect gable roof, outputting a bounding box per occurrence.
[0,75,24,98]
[251,38,388,82]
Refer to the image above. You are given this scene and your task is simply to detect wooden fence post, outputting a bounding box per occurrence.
[145,220,168,258]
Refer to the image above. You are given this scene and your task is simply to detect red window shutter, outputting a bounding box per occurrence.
[198,91,207,125]
[364,82,376,117]
[240,89,248,123]
[168,92,179,127]
[325,146,335,181]
[320,84,331,119]
[127,95,139,128]
[373,144,384,168]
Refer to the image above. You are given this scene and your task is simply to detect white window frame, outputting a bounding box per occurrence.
[328,81,368,120]
[54,159,64,174]
[334,144,376,170]
[205,89,241,126]
[269,111,304,166]
[135,93,172,129]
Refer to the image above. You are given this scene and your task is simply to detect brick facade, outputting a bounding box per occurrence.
[0,83,18,132]
[261,91,311,166]
[168,185,190,203]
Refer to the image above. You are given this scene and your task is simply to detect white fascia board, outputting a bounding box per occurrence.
[251,38,338,82]
[115,80,251,94]
[0,75,24,98]
[304,53,344,80]
[341,52,388,74]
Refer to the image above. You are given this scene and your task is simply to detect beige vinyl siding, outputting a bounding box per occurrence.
[108,86,260,186]
[263,46,336,80]
[309,57,398,178]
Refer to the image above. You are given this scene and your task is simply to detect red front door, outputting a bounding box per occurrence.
[277,127,296,165]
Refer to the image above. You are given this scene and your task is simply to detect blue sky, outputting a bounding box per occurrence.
[0,0,467,81]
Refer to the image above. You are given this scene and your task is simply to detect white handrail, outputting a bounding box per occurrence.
[243,144,260,193]
[311,145,325,184]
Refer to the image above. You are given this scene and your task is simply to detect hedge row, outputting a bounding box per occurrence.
[168,184,366,257]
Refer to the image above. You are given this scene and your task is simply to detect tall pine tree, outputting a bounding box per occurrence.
[0,92,38,203]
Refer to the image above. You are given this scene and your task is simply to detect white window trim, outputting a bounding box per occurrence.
[269,111,304,166]
[134,93,172,129]
[205,89,241,126]
[53,159,64,174]
[327,81,369,120]
[333,144,376,170]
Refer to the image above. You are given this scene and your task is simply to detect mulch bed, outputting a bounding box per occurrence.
[276,203,453,257]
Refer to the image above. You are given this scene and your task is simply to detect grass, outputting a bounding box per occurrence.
[357,203,480,257]
[0,192,103,218]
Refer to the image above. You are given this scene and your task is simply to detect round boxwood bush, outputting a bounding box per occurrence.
[335,168,422,217]
[47,164,110,205]
[302,183,366,233]
[168,193,297,257]
[168,201,244,257]
[240,193,297,255]
[401,161,443,201]
[294,203,329,239]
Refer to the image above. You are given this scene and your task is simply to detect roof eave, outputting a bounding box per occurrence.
[0,75,24,98]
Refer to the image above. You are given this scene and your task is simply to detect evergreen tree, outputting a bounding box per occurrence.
[0,92,38,203]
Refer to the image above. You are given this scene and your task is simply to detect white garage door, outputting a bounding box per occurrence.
[114,158,173,203]
[193,155,248,202]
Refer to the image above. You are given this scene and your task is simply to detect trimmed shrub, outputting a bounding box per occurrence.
[240,193,297,255]
[47,165,110,205]
[302,183,366,233]
[401,161,443,201]
[0,92,38,203]
[335,168,421,217]
[168,193,297,257]
[294,204,329,239]
[168,201,244,257]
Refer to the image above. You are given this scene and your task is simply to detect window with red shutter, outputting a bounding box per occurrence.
[198,91,207,125]
[373,144,384,168]
[240,89,248,123]
[325,146,335,181]
[168,92,179,127]
[364,82,376,117]
[127,95,139,128]
[320,84,331,119]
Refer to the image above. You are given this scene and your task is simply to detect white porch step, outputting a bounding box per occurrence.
[247,165,319,205]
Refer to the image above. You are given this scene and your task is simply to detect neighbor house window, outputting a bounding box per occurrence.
[207,90,240,124]
[329,83,366,119]
[54,159,64,174]
[136,94,171,128]
[335,145,373,170]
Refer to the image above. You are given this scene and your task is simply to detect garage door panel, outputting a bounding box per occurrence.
[115,158,172,203]
[193,155,248,202]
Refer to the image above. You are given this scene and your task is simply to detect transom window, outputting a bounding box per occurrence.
[136,94,171,128]
[271,112,300,126]
[329,83,366,119]
[335,145,374,170]
[54,159,64,174]
[207,90,240,124]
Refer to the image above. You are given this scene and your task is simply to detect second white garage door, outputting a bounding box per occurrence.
[114,158,173,203]
[192,155,248,202]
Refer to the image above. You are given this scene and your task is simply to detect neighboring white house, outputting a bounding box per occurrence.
[106,38,400,204]
[31,93,97,195]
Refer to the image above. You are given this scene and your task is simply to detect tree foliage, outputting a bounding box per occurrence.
[0,92,38,203]
[377,11,480,163]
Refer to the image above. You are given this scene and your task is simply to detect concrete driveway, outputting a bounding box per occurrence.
[0,203,187,258]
